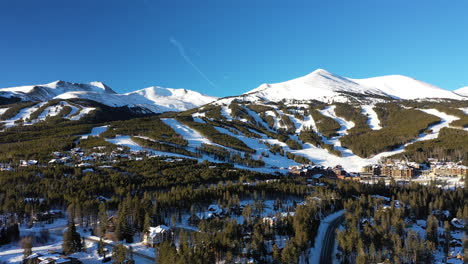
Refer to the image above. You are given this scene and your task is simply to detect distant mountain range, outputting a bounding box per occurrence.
[0,80,218,113]
[0,69,466,113]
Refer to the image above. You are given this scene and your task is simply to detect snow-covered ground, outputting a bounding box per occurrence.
[0,107,9,116]
[319,105,355,138]
[308,210,345,264]
[106,135,145,152]
[157,108,462,172]
[0,218,155,264]
[361,105,382,130]
[287,108,460,171]
[161,118,212,148]
[69,107,96,121]
[419,109,459,136]
[81,125,108,139]
[0,103,46,128]
[0,102,97,130]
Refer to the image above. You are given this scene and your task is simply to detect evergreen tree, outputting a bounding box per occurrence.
[98,202,108,237]
[157,241,178,264]
[22,236,33,259]
[62,221,82,255]
[443,221,451,254]
[143,212,151,237]
[112,243,128,264]
[426,214,439,245]
[97,238,105,257]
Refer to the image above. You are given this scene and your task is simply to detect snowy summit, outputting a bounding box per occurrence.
[242,69,464,102]
[0,81,218,113]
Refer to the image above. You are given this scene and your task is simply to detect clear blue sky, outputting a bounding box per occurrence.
[1,0,468,97]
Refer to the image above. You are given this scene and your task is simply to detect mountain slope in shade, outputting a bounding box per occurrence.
[0,81,218,113]
[454,87,468,96]
[242,69,465,102]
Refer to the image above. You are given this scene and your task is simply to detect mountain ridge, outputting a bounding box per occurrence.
[0,69,466,114]
[0,81,218,113]
[242,69,464,103]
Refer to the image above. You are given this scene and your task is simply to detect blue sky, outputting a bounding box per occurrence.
[1,0,468,97]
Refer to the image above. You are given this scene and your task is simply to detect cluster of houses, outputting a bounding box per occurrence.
[288,164,361,181]
[1,147,168,172]
[23,251,81,264]
[289,159,467,183]
[47,148,150,167]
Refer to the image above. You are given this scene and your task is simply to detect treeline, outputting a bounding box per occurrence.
[101,117,188,146]
[0,120,93,162]
[0,158,277,216]
[176,115,255,153]
[202,105,225,120]
[334,179,468,263]
[197,144,265,167]
[390,127,468,165]
[157,186,342,264]
[337,199,435,264]
[279,114,296,134]
[262,141,312,164]
[309,107,341,138]
[334,103,371,135]
[131,136,200,158]
[402,100,468,128]
[0,101,37,120]
[229,102,257,124]
[299,128,342,157]
[340,103,441,158]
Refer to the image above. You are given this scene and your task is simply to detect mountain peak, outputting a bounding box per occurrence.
[242,70,465,102]
[310,68,330,75]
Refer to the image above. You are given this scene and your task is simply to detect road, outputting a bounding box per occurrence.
[319,214,345,264]
[83,236,155,263]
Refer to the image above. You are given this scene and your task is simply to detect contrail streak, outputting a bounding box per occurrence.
[169,37,217,88]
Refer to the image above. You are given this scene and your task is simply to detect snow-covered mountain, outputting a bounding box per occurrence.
[454,87,468,97]
[352,75,463,100]
[0,81,218,113]
[125,86,218,112]
[0,80,116,101]
[241,69,464,102]
[1,70,465,114]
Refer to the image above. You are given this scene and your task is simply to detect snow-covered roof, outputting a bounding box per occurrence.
[148,225,171,237]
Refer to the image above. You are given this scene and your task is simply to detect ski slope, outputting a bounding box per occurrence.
[361,105,382,130]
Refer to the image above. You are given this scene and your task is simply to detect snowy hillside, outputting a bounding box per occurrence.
[0,80,116,101]
[241,69,465,103]
[0,81,218,113]
[242,69,389,103]
[353,75,463,100]
[454,87,468,97]
[125,86,218,112]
